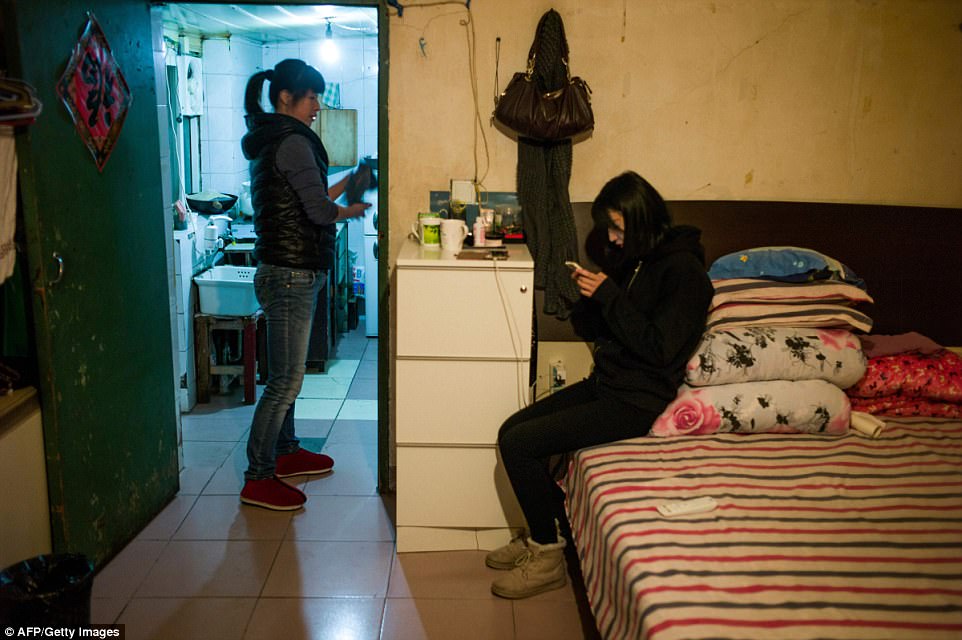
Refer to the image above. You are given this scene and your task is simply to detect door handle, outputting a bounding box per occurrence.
[373,241,379,261]
[49,251,64,287]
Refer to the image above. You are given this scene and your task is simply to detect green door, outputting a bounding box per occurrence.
[3,0,178,565]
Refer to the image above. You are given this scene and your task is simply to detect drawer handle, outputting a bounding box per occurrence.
[520,285,528,293]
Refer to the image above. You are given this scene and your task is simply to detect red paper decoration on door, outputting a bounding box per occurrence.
[56,14,132,172]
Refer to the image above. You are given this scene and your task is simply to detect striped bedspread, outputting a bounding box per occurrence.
[564,420,962,640]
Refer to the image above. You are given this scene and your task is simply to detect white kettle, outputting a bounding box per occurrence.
[208,214,231,237]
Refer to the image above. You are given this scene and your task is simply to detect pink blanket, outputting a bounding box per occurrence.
[846,349,962,418]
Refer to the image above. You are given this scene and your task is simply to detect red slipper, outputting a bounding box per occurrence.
[276,447,335,478]
[240,476,306,511]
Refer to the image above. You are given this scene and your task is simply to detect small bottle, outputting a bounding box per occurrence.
[473,217,486,247]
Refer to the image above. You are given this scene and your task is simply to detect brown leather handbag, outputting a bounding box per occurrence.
[493,15,593,141]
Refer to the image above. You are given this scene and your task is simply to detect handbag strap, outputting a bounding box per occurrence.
[494,36,502,105]
[525,10,571,80]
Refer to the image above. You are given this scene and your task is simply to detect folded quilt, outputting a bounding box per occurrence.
[846,349,962,403]
[706,301,873,333]
[652,379,851,437]
[858,332,944,358]
[686,327,867,388]
[710,277,874,310]
[850,396,962,419]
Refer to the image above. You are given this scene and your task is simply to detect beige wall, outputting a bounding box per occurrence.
[383,0,961,484]
[388,0,962,265]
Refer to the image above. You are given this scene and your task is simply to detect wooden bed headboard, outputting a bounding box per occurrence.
[535,200,962,346]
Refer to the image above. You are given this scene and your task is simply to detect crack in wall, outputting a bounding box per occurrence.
[716,8,812,76]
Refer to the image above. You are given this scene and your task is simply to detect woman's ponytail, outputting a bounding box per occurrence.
[244,70,270,116]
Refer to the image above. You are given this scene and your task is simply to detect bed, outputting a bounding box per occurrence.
[550,200,962,639]
[566,421,962,639]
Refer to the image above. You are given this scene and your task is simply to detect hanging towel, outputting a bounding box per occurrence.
[516,9,581,320]
[0,127,17,285]
[322,82,341,109]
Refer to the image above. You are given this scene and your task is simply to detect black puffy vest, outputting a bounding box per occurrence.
[242,113,336,271]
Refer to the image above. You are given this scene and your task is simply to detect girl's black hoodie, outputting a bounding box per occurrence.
[571,225,713,412]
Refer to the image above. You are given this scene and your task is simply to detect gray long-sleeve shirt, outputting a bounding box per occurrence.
[275,134,340,226]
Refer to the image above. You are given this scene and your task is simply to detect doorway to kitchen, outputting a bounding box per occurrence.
[154,1,387,500]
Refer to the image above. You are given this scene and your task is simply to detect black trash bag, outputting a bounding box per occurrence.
[0,554,94,627]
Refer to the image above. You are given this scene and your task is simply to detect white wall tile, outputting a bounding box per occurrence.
[340,78,363,111]
[204,74,232,109]
[203,39,231,73]
[206,173,235,195]
[234,152,249,175]
[363,77,378,137]
[207,140,235,173]
[233,111,249,144]
[207,107,233,141]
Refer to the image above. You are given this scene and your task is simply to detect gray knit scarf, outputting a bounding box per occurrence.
[516,9,581,320]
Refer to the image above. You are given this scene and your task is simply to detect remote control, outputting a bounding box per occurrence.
[657,496,718,517]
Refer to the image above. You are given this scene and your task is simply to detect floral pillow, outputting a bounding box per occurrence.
[651,379,852,437]
[686,327,867,389]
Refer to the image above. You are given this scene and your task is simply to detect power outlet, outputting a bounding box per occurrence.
[550,360,566,391]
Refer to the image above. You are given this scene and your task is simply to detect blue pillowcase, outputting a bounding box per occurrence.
[709,246,865,288]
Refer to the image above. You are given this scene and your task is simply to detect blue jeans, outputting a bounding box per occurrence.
[245,263,325,480]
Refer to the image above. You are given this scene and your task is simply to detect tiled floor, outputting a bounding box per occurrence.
[91,327,601,639]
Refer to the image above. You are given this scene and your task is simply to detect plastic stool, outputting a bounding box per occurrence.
[194,310,263,405]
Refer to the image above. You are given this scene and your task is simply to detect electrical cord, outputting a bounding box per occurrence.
[492,257,530,409]
[390,2,491,201]
[459,10,491,196]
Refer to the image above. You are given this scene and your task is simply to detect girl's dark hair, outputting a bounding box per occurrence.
[244,58,326,116]
[590,171,672,263]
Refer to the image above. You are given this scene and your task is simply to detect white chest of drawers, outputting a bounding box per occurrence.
[395,240,533,552]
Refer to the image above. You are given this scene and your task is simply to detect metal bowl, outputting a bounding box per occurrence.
[187,192,238,215]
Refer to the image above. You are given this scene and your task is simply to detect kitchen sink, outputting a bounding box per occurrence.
[193,266,259,316]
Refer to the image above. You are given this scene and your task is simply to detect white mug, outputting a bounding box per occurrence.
[440,219,468,252]
[410,217,442,248]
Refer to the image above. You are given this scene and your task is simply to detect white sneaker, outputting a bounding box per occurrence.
[485,533,529,570]
[490,537,567,599]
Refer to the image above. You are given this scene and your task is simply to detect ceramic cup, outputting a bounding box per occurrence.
[411,216,442,248]
[440,219,468,253]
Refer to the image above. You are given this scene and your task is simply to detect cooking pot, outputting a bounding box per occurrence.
[187,191,238,215]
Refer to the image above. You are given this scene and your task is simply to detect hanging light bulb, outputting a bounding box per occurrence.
[321,20,339,64]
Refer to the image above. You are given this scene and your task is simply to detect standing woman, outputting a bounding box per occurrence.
[239,59,369,511]
[487,171,713,598]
